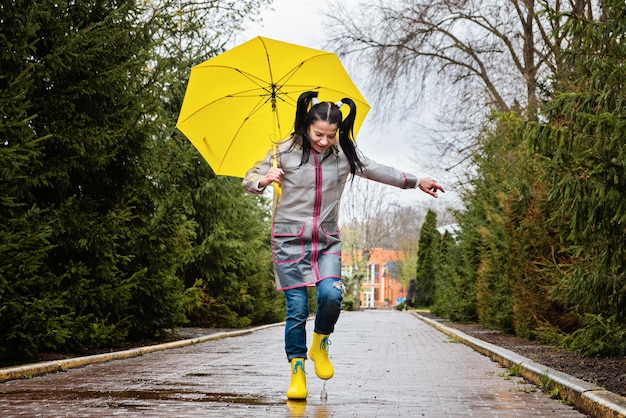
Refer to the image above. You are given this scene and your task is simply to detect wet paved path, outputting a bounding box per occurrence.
[1,310,586,417]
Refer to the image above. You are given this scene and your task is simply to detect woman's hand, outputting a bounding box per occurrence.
[418,177,445,198]
[259,167,284,188]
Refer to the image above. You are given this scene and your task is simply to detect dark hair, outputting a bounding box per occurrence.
[292,91,364,177]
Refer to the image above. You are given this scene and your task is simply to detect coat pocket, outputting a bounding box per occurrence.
[272,223,306,264]
[321,223,342,256]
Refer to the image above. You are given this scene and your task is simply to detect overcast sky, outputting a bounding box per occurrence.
[230,0,457,209]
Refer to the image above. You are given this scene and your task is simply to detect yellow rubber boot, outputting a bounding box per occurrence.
[308,332,334,380]
[286,358,307,400]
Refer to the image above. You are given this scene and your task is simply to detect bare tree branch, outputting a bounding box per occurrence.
[325,0,599,166]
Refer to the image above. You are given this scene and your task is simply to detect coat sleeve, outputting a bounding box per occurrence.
[242,149,273,194]
[357,155,419,189]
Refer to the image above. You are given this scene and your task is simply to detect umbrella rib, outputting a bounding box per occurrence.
[215,95,287,174]
[272,52,334,96]
[259,37,276,101]
[177,86,275,126]
[196,62,277,98]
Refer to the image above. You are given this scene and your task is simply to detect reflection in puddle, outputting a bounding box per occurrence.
[286,400,330,418]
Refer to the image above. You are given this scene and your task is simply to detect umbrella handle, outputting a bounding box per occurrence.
[272,144,282,197]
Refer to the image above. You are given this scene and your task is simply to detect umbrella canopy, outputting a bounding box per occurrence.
[176,36,370,178]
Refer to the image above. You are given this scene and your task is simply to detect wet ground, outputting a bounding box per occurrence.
[0,310,587,417]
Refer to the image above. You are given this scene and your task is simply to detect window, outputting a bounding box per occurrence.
[367,264,380,284]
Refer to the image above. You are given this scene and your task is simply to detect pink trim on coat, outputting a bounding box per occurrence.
[310,152,323,282]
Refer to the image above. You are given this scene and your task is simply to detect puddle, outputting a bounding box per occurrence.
[4,388,280,407]
[202,392,274,405]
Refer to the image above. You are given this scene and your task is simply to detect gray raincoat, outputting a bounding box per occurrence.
[243,137,418,291]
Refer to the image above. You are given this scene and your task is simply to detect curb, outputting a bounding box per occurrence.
[413,312,626,418]
[0,322,284,384]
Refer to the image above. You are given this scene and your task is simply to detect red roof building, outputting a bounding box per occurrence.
[342,248,408,308]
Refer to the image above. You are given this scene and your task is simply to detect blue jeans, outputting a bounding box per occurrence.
[284,278,343,361]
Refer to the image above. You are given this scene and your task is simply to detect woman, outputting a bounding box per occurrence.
[243,91,444,400]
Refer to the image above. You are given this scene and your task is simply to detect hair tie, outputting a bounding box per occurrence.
[335,101,343,108]
[311,97,319,105]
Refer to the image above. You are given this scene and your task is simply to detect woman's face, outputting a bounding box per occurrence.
[307,120,339,153]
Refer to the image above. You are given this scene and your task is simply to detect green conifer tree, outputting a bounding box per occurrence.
[0,1,58,361]
[413,210,440,307]
[432,231,456,317]
[530,0,626,356]
[150,0,283,328]
[0,0,187,362]
[432,229,477,322]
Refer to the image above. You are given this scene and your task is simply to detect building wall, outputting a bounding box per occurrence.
[342,248,408,308]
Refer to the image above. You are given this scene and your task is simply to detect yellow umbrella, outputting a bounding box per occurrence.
[176,36,370,179]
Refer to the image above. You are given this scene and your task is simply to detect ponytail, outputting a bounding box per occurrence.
[337,98,364,178]
[292,91,318,166]
[294,91,318,137]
